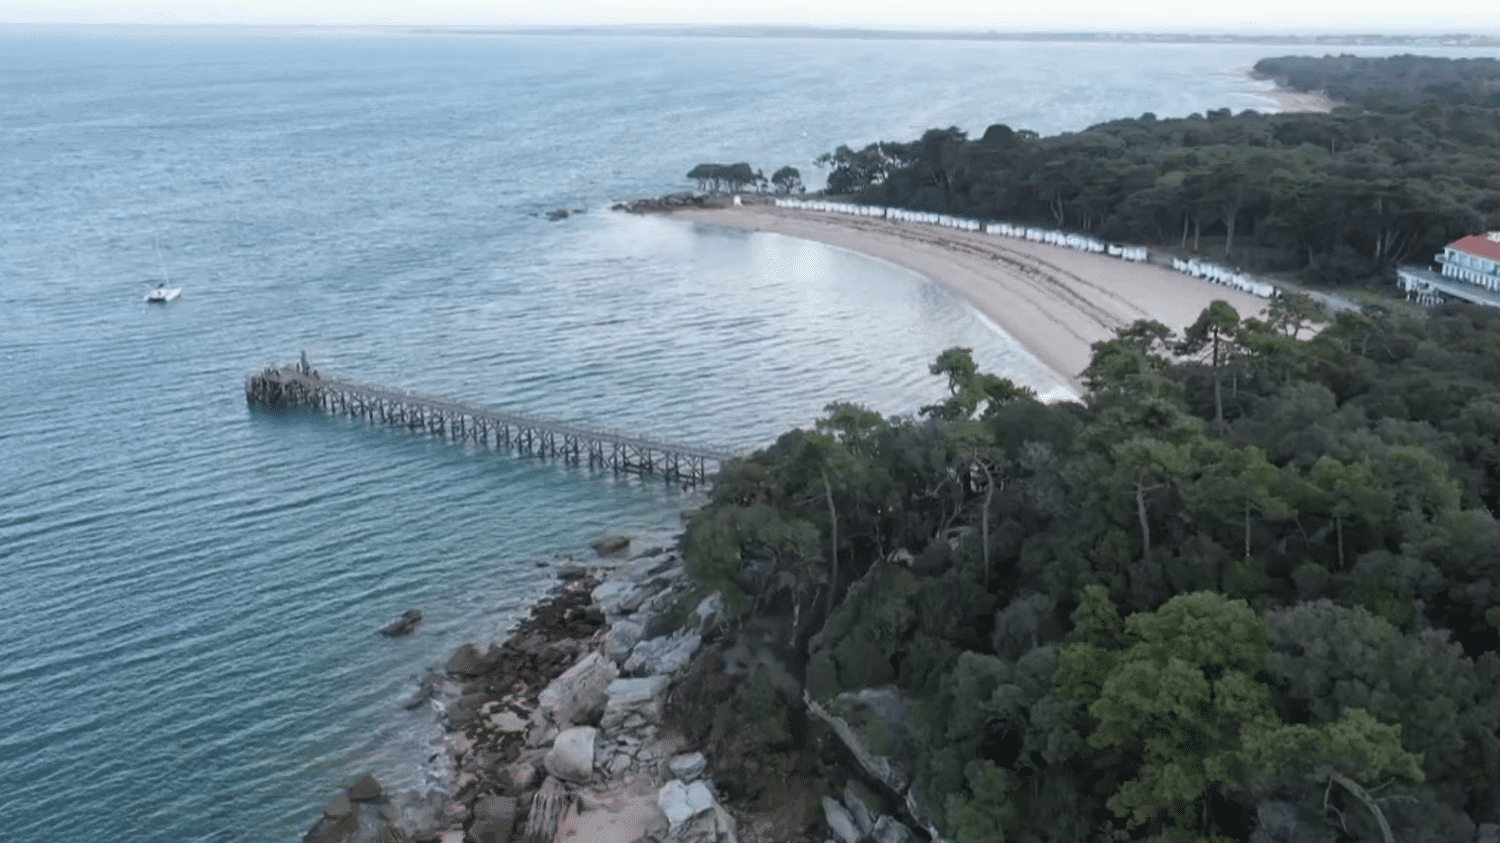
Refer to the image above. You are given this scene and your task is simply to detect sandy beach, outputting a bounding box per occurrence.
[1251,87,1338,113]
[670,203,1269,394]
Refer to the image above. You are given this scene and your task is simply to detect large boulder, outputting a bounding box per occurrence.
[445,642,498,677]
[445,692,490,731]
[623,631,701,677]
[347,773,383,802]
[603,619,645,664]
[600,675,671,734]
[313,792,359,843]
[591,535,631,556]
[536,651,618,727]
[379,609,422,636]
[544,726,598,784]
[468,795,517,843]
[324,793,354,819]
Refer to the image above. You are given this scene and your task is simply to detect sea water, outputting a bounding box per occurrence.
[5,26,1496,842]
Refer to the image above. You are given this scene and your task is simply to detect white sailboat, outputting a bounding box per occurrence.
[145,240,181,303]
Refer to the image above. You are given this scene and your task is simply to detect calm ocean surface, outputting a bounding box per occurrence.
[5,26,1497,842]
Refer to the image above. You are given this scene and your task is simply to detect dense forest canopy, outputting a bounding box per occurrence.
[812,55,1500,288]
[687,162,805,195]
[1253,54,1500,110]
[678,297,1500,843]
[688,162,766,194]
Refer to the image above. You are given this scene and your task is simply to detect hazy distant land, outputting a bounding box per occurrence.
[427,24,1500,47]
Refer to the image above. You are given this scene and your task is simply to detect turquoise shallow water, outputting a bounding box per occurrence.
[5,27,1498,842]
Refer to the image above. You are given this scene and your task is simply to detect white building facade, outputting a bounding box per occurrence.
[1397,233,1500,308]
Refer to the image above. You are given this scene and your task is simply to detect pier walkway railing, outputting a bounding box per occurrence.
[245,363,741,485]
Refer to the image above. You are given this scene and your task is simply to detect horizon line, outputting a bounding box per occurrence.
[5,22,1500,39]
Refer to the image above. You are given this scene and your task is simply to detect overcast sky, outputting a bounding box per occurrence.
[2,0,1498,33]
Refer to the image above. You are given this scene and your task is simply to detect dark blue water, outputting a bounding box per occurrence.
[6,26,1496,842]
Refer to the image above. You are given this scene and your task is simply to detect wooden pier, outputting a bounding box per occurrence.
[245,361,739,485]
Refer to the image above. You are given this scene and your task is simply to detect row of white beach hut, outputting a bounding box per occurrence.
[1170,258,1277,298]
[772,197,1277,298]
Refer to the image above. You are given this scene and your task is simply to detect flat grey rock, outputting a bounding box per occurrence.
[667,751,706,782]
[821,796,859,843]
[842,783,875,836]
[658,779,715,828]
[871,815,918,843]
[600,675,670,733]
[622,630,700,677]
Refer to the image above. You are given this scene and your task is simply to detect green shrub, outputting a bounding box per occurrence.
[833,634,896,689]
[806,650,839,702]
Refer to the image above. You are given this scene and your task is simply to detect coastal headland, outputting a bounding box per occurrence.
[665,200,1270,394]
[307,199,1283,843]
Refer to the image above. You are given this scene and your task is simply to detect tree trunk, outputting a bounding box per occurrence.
[1244,498,1252,560]
[822,469,838,618]
[1181,213,1191,249]
[1136,481,1152,577]
[1212,330,1224,424]
[1329,771,1395,843]
[1193,217,1202,252]
[1336,514,1344,571]
[978,460,995,590]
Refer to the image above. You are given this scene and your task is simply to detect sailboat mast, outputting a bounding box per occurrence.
[154,241,171,286]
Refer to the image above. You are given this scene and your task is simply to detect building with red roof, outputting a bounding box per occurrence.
[1397,232,1500,308]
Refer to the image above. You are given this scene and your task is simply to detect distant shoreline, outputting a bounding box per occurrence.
[667,201,1269,396]
[423,25,1500,48]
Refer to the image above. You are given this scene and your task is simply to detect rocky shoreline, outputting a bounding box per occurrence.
[304,537,926,843]
[610,194,726,214]
[299,539,730,843]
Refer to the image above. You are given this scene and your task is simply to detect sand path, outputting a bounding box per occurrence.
[671,204,1269,393]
